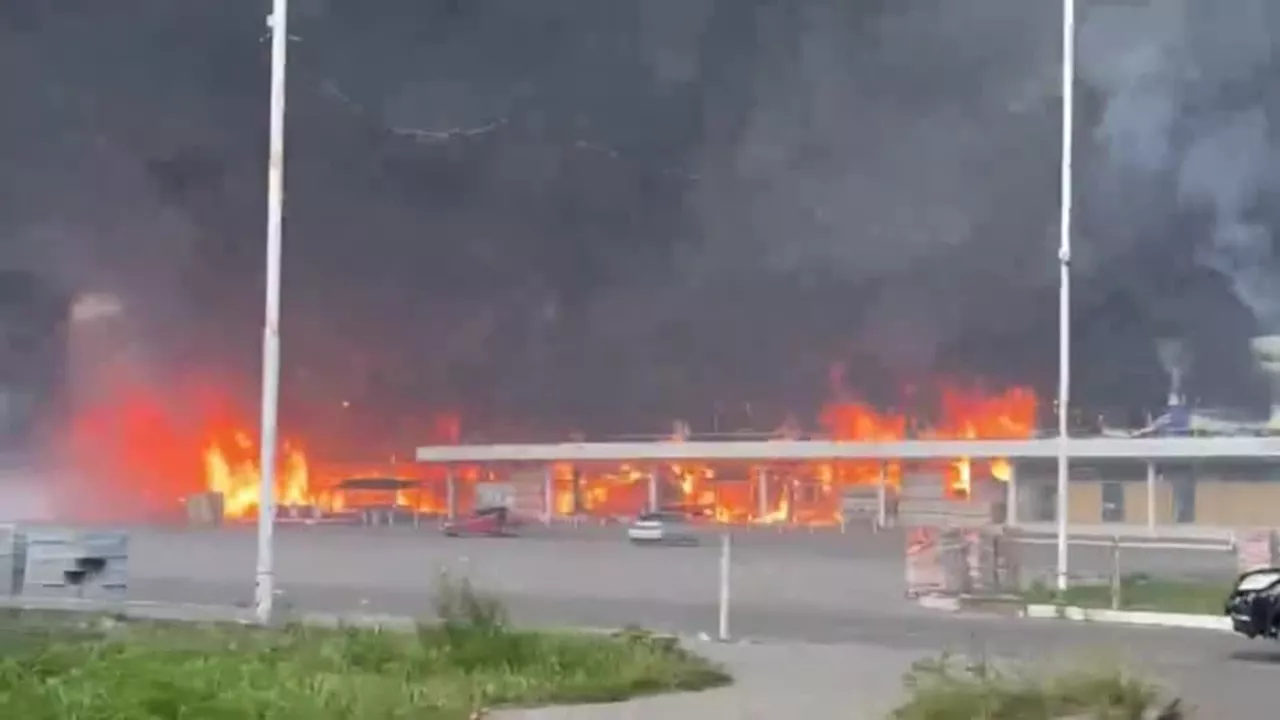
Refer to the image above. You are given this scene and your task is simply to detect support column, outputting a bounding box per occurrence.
[647,470,659,514]
[572,467,582,516]
[543,465,554,525]
[877,460,888,530]
[1006,461,1018,526]
[756,468,769,520]
[1146,460,1157,533]
[446,471,457,521]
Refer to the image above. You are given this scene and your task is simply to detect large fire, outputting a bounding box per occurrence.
[61,368,1037,525]
[473,381,1037,526]
[202,432,310,517]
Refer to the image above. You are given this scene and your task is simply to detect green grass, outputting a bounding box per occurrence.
[1021,575,1227,615]
[0,582,730,719]
[891,653,1185,720]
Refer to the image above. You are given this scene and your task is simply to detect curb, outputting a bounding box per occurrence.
[915,595,1233,631]
[1022,604,1233,632]
[915,595,962,612]
[0,596,731,645]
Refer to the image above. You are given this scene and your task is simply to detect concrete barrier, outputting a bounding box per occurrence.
[20,527,128,601]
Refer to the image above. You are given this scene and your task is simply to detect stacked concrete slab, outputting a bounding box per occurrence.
[905,522,1022,597]
[20,527,128,600]
[962,528,1020,594]
[0,524,20,595]
[1237,528,1278,574]
[186,492,225,527]
[905,526,973,596]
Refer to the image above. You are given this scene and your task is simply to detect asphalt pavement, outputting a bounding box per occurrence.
[494,628,1280,720]
[94,524,1276,717]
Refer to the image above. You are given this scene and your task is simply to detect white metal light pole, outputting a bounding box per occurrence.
[1055,0,1077,593]
[255,0,291,625]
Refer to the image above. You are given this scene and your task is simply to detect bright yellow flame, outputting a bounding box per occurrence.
[755,494,790,524]
[990,458,1013,482]
[202,433,309,517]
[951,458,972,497]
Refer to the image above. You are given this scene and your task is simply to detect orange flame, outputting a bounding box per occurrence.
[481,381,1037,527]
[60,358,1035,527]
[201,432,310,517]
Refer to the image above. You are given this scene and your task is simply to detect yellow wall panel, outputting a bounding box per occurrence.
[1067,481,1101,523]
[1116,480,1175,524]
[1194,481,1280,526]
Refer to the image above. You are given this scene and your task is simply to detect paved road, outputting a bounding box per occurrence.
[119,524,1237,625]
[121,524,911,630]
[90,525,1271,717]
[497,627,1280,719]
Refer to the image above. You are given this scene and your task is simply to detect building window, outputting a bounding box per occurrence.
[1172,477,1196,523]
[1101,482,1125,523]
[1034,484,1057,522]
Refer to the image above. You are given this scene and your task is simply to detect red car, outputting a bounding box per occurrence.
[442,506,519,537]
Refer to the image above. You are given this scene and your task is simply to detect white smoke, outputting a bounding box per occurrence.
[1178,110,1280,328]
[1081,0,1280,331]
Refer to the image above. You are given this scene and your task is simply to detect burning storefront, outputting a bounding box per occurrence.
[186,383,1032,527]
[44,299,1041,529]
[202,382,1033,528]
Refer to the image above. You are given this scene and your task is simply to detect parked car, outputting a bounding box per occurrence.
[1226,567,1280,638]
[443,506,518,537]
[626,511,699,546]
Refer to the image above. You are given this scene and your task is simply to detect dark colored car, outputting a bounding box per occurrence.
[443,506,518,537]
[1225,568,1280,638]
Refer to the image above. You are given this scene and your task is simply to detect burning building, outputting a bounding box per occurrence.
[396,383,1039,528]
[44,290,1043,532]
[59,375,1039,528]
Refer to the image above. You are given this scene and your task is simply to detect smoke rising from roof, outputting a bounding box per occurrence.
[1081,0,1280,333]
[0,0,1274,435]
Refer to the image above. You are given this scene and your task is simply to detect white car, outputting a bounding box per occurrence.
[627,512,699,546]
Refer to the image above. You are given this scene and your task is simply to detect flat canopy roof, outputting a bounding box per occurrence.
[415,437,1280,464]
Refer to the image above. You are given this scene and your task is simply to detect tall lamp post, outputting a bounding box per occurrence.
[1055,0,1077,593]
[256,0,291,624]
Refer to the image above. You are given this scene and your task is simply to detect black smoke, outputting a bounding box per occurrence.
[0,0,1273,440]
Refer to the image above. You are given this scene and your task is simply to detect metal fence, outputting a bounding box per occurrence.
[1005,529,1236,610]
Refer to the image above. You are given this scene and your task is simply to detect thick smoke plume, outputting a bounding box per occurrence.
[689,0,1063,370]
[4,0,1275,441]
[1081,0,1280,333]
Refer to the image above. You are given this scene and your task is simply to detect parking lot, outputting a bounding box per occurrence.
[94,523,1271,716]
[116,522,1244,632]
[122,523,907,633]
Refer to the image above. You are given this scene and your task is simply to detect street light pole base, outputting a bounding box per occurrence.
[254,573,275,625]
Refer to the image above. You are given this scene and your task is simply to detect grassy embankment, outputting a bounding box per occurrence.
[0,579,730,719]
[891,653,1185,720]
[1022,575,1226,615]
